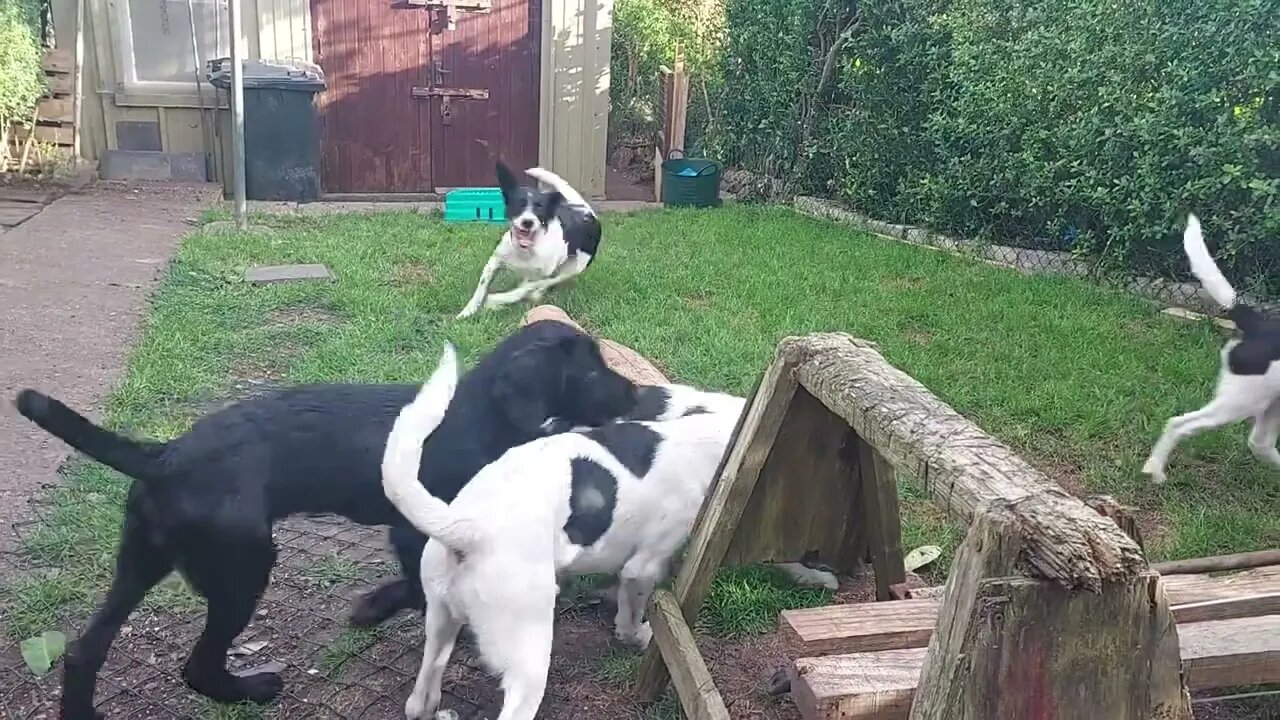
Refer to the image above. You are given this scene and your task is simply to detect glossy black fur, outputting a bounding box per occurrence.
[1226,304,1280,376]
[496,161,602,259]
[14,320,639,719]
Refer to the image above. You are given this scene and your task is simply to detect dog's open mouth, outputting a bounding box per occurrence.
[512,226,535,248]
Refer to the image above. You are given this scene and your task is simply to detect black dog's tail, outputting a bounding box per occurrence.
[15,390,167,483]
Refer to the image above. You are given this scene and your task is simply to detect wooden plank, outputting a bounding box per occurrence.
[724,386,867,575]
[858,438,905,600]
[636,351,800,700]
[781,566,1280,657]
[779,335,1144,589]
[648,589,731,720]
[793,614,1280,719]
[46,73,73,96]
[37,98,75,124]
[12,125,75,146]
[42,48,74,74]
[1154,550,1280,576]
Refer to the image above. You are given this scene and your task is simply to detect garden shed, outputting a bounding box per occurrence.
[48,0,612,196]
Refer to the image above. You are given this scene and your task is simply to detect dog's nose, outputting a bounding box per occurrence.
[519,218,535,230]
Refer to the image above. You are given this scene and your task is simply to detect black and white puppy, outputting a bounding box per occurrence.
[456,162,602,319]
[14,320,639,720]
[1142,214,1280,483]
[382,347,744,720]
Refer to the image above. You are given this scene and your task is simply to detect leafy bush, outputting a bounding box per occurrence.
[692,0,1279,297]
[0,0,46,144]
[609,0,724,150]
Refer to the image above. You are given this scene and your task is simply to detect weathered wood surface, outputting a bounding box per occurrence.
[778,334,1146,590]
[792,614,1280,719]
[908,507,1188,720]
[636,356,796,700]
[647,589,731,720]
[781,565,1280,656]
[522,305,669,386]
[724,386,868,574]
[1153,549,1280,576]
[858,438,905,600]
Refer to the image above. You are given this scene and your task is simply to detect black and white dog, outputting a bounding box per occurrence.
[382,346,745,720]
[456,163,601,319]
[14,321,639,719]
[1142,214,1280,483]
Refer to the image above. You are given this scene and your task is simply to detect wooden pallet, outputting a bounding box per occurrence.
[11,49,76,152]
[786,566,1280,719]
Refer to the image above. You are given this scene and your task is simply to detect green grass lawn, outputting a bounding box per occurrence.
[6,204,1277,641]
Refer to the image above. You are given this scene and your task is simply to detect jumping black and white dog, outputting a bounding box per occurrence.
[14,321,640,719]
[456,163,601,319]
[382,346,744,720]
[1142,214,1280,483]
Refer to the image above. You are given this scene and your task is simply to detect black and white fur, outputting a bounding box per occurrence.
[1142,214,1280,483]
[456,163,601,319]
[13,320,639,720]
[382,347,745,720]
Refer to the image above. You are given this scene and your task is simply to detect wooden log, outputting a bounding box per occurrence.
[908,505,1189,720]
[1152,549,1280,576]
[781,567,1280,657]
[1084,494,1145,552]
[792,614,1280,719]
[521,305,669,386]
[636,355,798,700]
[42,48,74,74]
[778,334,1146,590]
[648,589,731,720]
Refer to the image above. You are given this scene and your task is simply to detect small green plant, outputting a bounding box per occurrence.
[594,644,643,688]
[301,552,363,588]
[321,626,383,677]
[698,565,832,638]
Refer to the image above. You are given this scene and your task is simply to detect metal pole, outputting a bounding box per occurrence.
[228,0,247,229]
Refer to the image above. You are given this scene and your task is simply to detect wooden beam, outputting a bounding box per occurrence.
[636,350,800,700]
[42,48,74,74]
[38,98,75,124]
[648,589,731,720]
[781,566,1280,657]
[777,334,1145,590]
[791,614,1280,719]
[12,125,74,146]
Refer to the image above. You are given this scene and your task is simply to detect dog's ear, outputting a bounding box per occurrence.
[543,191,564,218]
[492,343,555,434]
[495,162,519,201]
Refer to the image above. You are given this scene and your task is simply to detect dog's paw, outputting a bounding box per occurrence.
[618,622,653,648]
[405,694,427,720]
[238,669,285,703]
[434,710,461,720]
[455,306,478,320]
[1140,457,1167,484]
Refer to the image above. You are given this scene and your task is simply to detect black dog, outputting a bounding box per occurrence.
[15,320,638,719]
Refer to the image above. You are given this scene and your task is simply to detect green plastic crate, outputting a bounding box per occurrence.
[444,188,506,223]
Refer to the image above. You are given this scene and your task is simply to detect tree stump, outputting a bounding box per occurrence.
[909,502,1191,720]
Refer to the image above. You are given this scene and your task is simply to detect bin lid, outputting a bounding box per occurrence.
[207,58,326,91]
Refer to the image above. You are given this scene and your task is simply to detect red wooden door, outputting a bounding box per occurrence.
[310,0,540,193]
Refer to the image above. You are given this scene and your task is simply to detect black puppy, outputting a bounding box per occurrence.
[15,320,638,719]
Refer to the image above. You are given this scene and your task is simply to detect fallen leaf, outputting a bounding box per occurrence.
[229,640,269,657]
[904,545,943,572]
[20,630,67,676]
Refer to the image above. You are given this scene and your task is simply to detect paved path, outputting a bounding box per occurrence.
[0,180,216,561]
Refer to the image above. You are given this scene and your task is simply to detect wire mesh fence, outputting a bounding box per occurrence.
[0,513,502,720]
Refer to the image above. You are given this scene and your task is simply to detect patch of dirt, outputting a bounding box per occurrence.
[389,262,435,288]
[268,306,343,327]
[682,293,713,310]
[879,274,928,292]
[901,327,935,346]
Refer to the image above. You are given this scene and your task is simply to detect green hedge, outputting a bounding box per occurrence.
[663,0,1279,297]
[0,0,45,136]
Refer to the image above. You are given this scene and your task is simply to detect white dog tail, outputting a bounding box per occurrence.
[1183,213,1237,309]
[381,343,478,553]
[525,167,593,213]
